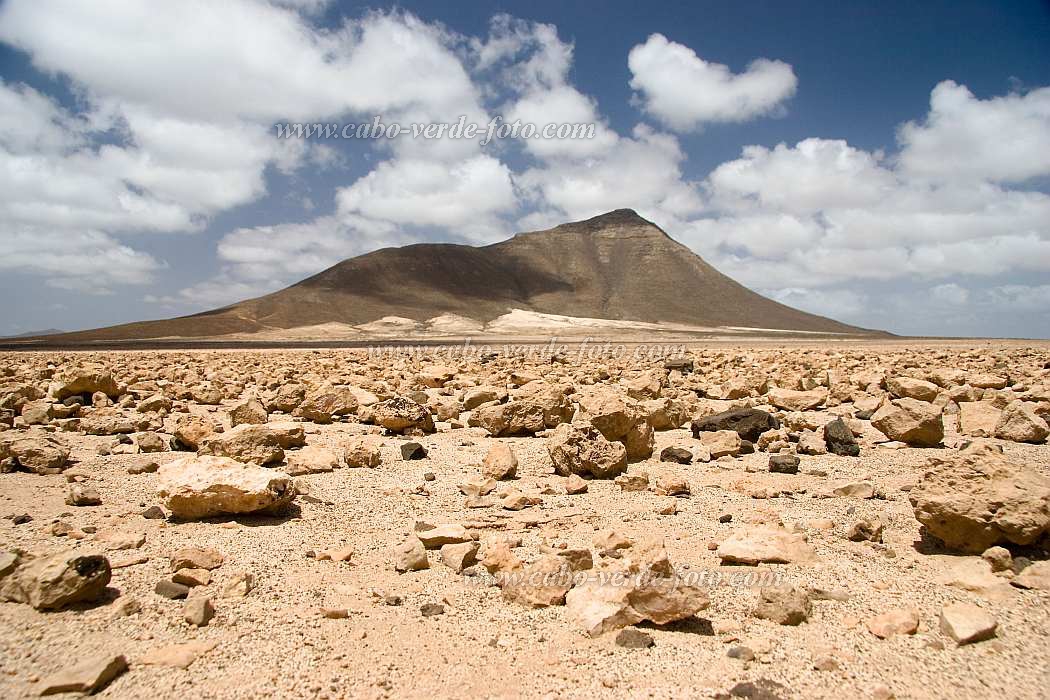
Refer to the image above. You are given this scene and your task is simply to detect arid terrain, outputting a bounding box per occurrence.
[1,340,1049,699]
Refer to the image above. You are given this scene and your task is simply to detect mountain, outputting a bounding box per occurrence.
[1,328,64,339]
[33,210,879,341]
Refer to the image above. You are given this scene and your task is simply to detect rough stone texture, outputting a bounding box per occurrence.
[229,398,268,426]
[939,603,997,645]
[575,388,655,460]
[184,597,215,627]
[295,386,358,424]
[416,524,472,550]
[501,554,573,608]
[481,443,518,480]
[753,586,812,625]
[157,455,297,520]
[0,549,111,610]
[38,654,127,696]
[172,415,217,450]
[565,542,709,636]
[171,547,224,571]
[615,628,654,649]
[197,424,284,465]
[995,401,1049,443]
[1,343,1049,700]
[659,446,693,464]
[51,370,121,401]
[0,434,70,474]
[691,408,779,443]
[439,541,479,572]
[371,397,435,434]
[699,429,743,458]
[1011,560,1050,590]
[866,608,920,638]
[909,449,1050,552]
[767,387,827,412]
[886,376,940,402]
[823,417,860,456]
[958,402,1003,438]
[394,537,430,572]
[265,422,307,449]
[871,398,944,446]
[547,423,628,479]
[344,437,381,468]
[768,454,800,474]
[284,446,340,476]
[717,526,816,565]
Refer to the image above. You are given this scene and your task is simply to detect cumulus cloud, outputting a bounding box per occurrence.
[706,138,896,215]
[898,80,1050,183]
[0,2,501,296]
[335,155,516,236]
[473,15,618,159]
[517,124,702,222]
[1,228,163,295]
[0,1,482,125]
[686,132,1050,296]
[628,33,797,131]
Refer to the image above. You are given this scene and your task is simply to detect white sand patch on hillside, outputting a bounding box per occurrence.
[356,316,422,334]
[426,314,484,334]
[192,310,857,342]
[484,309,718,335]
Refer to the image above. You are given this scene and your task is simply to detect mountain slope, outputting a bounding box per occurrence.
[42,209,879,341]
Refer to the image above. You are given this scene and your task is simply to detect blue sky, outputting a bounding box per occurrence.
[1,0,1049,337]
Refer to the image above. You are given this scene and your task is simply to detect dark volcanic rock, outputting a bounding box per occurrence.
[824,418,860,456]
[692,409,779,443]
[401,442,428,460]
[768,454,800,474]
[659,446,693,464]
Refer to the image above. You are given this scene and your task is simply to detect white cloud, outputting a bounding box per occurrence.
[682,214,824,259]
[0,227,163,295]
[0,1,481,125]
[0,4,502,295]
[683,128,1050,294]
[474,16,618,159]
[517,124,702,222]
[0,82,86,154]
[266,0,331,15]
[628,33,797,131]
[335,155,516,236]
[898,80,1050,183]
[706,138,895,214]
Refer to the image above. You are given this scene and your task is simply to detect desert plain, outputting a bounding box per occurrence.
[1,339,1049,700]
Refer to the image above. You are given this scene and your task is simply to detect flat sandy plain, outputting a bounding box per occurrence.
[1,338,1048,700]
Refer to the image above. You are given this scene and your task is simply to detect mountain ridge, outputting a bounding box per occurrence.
[28,209,884,342]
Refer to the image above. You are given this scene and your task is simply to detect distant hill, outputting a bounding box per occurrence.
[30,209,882,341]
[2,328,64,339]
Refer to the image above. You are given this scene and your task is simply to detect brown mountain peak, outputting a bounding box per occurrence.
[36,210,883,342]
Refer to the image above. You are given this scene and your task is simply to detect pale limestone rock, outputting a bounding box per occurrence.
[157,455,296,520]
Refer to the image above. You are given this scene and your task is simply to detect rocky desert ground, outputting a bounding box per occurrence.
[1,340,1049,699]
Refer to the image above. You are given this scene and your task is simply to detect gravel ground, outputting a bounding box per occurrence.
[1,343,1048,700]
